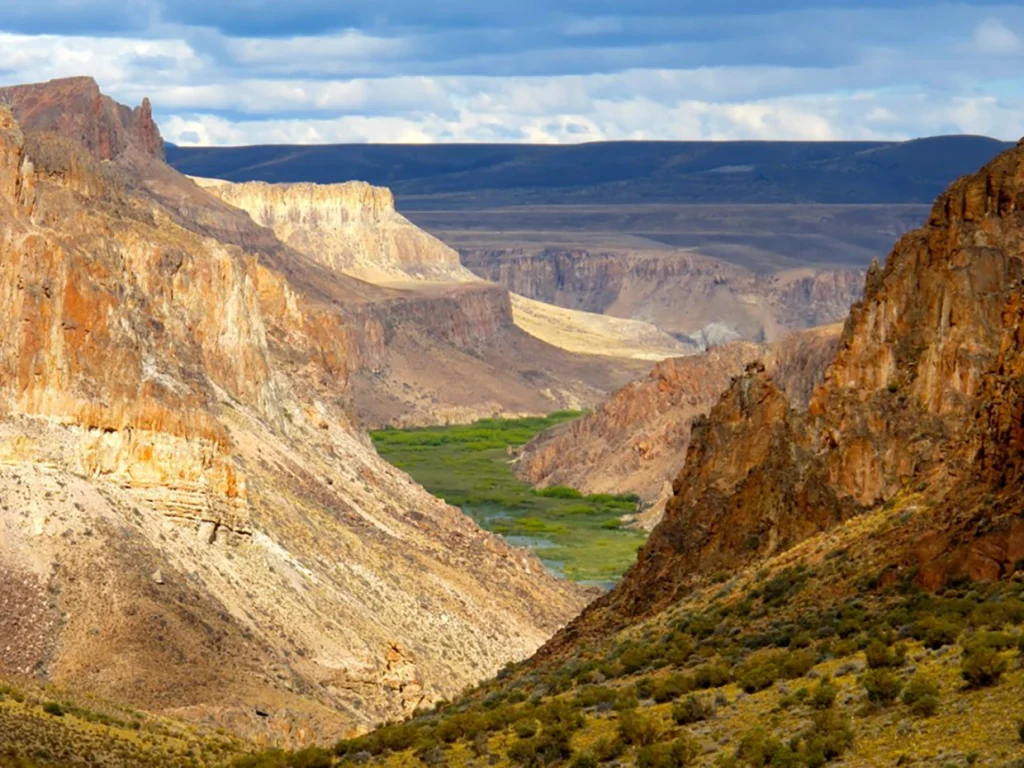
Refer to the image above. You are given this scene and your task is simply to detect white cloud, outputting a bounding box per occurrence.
[3,4,1024,146]
[969,17,1022,56]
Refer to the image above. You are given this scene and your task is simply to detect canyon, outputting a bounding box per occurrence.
[517,324,841,529]
[546,131,1024,649]
[0,77,598,743]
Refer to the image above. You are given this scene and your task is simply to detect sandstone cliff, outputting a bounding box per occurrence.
[462,248,864,343]
[517,325,840,529]
[0,80,590,742]
[195,177,475,283]
[543,137,1024,652]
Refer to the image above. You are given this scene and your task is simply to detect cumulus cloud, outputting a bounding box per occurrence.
[1,1,1024,144]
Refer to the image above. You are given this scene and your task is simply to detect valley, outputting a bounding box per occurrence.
[370,414,647,585]
[0,69,1022,768]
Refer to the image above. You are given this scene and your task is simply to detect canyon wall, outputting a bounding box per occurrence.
[196,177,475,283]
[517,325,841,529]
[0,79,591,743]
[462,248,864,343]
[543,138,1024,652]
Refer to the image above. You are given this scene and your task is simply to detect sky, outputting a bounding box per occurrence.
[0,1,1023,145]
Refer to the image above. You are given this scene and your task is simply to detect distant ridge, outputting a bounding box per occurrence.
[166,136,1013,207]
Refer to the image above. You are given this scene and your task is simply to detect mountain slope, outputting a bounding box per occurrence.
[0,78,589,745]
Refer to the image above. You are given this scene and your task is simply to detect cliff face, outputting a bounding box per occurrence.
[543,139,1024,651]
[516,325,840,529]
[0,84,591,743]
[0,77,163,162]
[462,248,864,342]
[196,178,474,283]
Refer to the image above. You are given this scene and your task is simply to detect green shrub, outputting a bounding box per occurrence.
[42,702,64,717]
[864,641,906,669]
[617,711,662,747]
[901,675,940,716]
[692,662,731,690]
[811,677,838,710]
[911,616,962,649]
[671,695,714,725]
[652,673,693,703]
[591,735,626,763]
[736,728,792,767]
[961,648,1007,688]
[861,669,903,705]
[802,709,854,765]
[636,737,699,768]
[507,726,573,766]
[514,719,539,739]
[570,755,597,768]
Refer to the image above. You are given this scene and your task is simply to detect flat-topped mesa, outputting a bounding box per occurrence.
[195,177,477,283]
[0,77,164,162]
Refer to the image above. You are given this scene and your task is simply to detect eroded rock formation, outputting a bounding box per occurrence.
[0,80,590,743]
[517,325,841,529]
[543,136,1024,652]
[462,248,865,342]
[195,177,475,283]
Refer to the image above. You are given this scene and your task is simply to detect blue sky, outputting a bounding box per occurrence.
[1,1,1022,144]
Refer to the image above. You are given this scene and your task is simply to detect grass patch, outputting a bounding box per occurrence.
[371,413,647,583]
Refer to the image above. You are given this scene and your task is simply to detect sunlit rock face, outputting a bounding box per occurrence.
[540,138,1024,655]
[195,177,476,283]
[0,81,589,745]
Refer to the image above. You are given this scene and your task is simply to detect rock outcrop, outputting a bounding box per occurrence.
[0,81,591,742]
[462,248,865,343]
[0,77,163,162]
[194,177,475,283]
[542,137,1024,651]
[516,325,841,529]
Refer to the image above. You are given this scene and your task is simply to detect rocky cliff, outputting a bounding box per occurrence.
[517,325,840,529]
[462,248,864,343]
[543,137,1024,651]
[0,80,591,742]
[195,177,475,283]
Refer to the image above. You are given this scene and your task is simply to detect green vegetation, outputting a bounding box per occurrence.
[371,413,647,582]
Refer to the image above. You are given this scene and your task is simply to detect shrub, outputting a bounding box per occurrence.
[514,719,539,739]
[671,695,714,725]
[802,709,854,765]
[736,652,782,693]
[507,726,573,767]
[902,675,940,716]
[811,677,838,710]
[736,728,792,767]
[570,755,597,768]
[865,641,906,669]
[618,711,662,747]
[961,648,1007,688]
[692,662,731,690]
[911,616,962,649]
[42,702,64,717]
[652,673,693,703]
[862,669,903,705]
[1018,720,1024,744]
[591,735,626,763]
[636,737,699,768]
